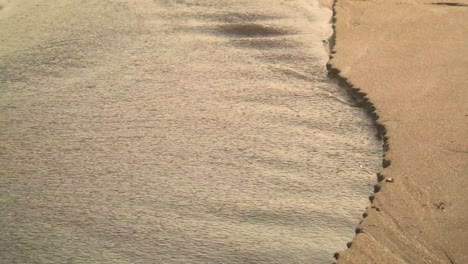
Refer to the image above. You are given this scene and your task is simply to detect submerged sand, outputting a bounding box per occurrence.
[329,0,468,263]
[0,0,382,263]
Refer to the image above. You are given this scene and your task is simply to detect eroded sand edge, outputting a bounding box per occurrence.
[328,0,467,263]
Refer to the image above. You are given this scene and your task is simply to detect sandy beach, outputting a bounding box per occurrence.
[1,0,465,263]
[328,0,468,263]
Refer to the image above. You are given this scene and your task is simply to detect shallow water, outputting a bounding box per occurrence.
[0,0,381,263]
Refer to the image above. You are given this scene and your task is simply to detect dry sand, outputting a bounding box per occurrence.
[328,0,468,263]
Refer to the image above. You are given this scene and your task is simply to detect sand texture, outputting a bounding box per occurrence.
[328,0,468,263]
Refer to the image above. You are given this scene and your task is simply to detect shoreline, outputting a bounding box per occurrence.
[328,0,467,263]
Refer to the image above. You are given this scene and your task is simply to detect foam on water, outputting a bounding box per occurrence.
[0,0,381,263]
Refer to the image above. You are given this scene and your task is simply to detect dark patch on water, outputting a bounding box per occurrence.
[216,23,292,38]
[0,37,99,83]
[430,2,468,6]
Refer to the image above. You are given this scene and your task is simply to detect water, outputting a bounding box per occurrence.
[0,0,382,263]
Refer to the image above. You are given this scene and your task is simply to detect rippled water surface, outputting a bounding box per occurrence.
[0,0,381,263]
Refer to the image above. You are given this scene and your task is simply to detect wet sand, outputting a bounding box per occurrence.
[329,0,468,263]
[0,0,382,263]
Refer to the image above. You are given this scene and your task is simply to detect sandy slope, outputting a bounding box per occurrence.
[329,0,468,263]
